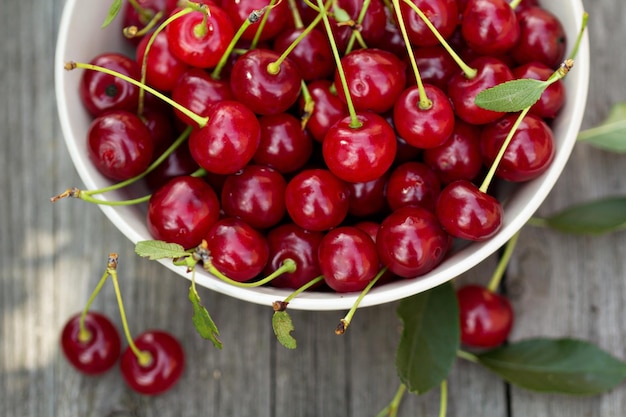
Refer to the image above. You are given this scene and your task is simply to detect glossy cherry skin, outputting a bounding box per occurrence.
[263,223,325,290]
[376,206,450,278]
[140,105,177,158]
[284,168,350,232]
[221,165,287,230]
[204,217,270,282]
[399,0,459,47]
[61,312,121,375]
[393,84,455,149]
[512,62,565,119]
[322,112,397,183]
[253,113,313,174]
[511,6,566,68]
[273,27,334,81]
[461,0,520,56]
[147,176,220,249]
[120,330,185,395]
[447,56,514,125]
[435,180,502,241]
[188,100,261,175]
[335,48,406,114]
[135,31,188,92]
[480,113,555,182]
[457,285,513,348]
[318,226,380,293]
[87,110,154,181]
[166,6,234,69]
[409,45,459,91]
[300,80,348,143]
[222,0,291,41]
[385,162,441,212]
[80,53,141,116]
[347,173,389,218]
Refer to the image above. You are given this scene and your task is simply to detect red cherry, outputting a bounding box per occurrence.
[300,79,348,143]
[511,6,567,68]
[461,0,520,56]
[409,45,459,91]
[122,0,179,45]
[399,0,459,47]
[347,173,389,218]
[435,180,502,241]
[147,176,220,249]
[385,162,441,212]
[120,330,185,395]
[330,0,388,51]
[457,285,514,348]
[273,27,334,81]
[512,62,565,119]
[144,144,200,191]
[222,0,291,41]
[61,312,121,375]
[135,31,189,92]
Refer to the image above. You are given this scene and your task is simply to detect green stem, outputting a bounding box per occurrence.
[336,267,386,334]
[567,12,588,61]
[439,380,448,417]
[283,275,325,304]
[78,268,111,343]
[344,0,372,55]
[251,0,277,49]
[123,10,163,39]
[211,17,253,80]
[204,259,297,288]
[375,384,407,417]
[128,0,154,24]
[508,0,522,9]
[457,349,479,363]
[287,0,304,28]
[78,193,151,206]
[487,231,520,292]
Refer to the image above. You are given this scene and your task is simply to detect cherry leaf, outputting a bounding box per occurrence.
[272,311,297,349]
[395,281,459,394]
[476,338,626,395]
[189,285,223,349]
[537,196,626,234]
[577,103,626,153]
[474,79,547,112]
[135,240,188,260]
[102,0,122,28]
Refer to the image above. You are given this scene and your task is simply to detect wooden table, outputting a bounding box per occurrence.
[2,0,625,415]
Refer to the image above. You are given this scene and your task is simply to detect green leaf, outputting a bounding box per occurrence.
[474,79,548,112]
[189,285,222,349]
[101,0,123,28]
[539,196,626,235]
[476,338,626,395]
[577,103,626,153]
[272,311,297,349]
[135,240,188,260]
[395,281,459,394]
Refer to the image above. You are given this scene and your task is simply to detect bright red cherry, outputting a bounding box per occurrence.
[273,27,334,81]
[385,162,441,212]
[409,45,459,91]
[135,31,189,92]
[457,285,514,348]
[300,79,348,143]
[120,330,185,395]
[61,312,121,375]
[461,0,520,56]
[399,0,459,47]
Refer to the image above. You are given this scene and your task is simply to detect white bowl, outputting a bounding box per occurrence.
[55,0,589,311]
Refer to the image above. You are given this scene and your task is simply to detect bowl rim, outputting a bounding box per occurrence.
[55,0,590,311]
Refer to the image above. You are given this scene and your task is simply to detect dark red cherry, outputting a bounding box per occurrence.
[273,27,334,81]
[399,0,459,47]
[188,100,261,175]
[264,223,325,290]
[61,312,121,375]
[120,330,185,395]
[135,30,189,92]
[347,173,389,218]
[457,285,514,348]
[222,0,291,41]
[140,104,177,158]
[204,217,270,282]
[461,0,520,56]
[376,206,450,278]
[335,48,406,114]
[511,6,566,68]
[144,144,200,191]
[300,79,348,143]
[512,62,565,119]
[409,45,459,91]
[322,112,397,183]
[318,226,380,293]
[330,0,387,51]
[385,162,441,212]
[147,176,220,249]
[284,168,350,232]
[435,180,502,241]
[229,48,303,116]
[122,0,179,44]
[80,53,141,116]
[87,110,154,181]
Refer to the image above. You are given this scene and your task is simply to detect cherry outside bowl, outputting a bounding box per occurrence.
[55,0,589,311]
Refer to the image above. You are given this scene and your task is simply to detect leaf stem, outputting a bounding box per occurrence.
[457,349,479,363]
[439,380,448,417]
[375,383,407,417]
[204,259,297,288]
[78,268,111,343]
[567,12,589,62]
[487,231,520,292]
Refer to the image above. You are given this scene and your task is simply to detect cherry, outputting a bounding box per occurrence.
[376,206,450,278]
[511,6,567,69]
[188,100,261,175]
[399,0,459,47]
[122,0,179,43]
[144,144,200,191]
[368,10,407,58]
[335,48,407,114]
[165,6,235,69]
[135,31,189,92]
[120,330,185,395]
[273,27,334,81]
[204,217,270,282]
[222,0,291,42]
[147,175,220,249]
[284,168,350,232]
[347,173,389,218]
[80,53,141,116]
[512,62,565,119]
[229,48,303,116]
[87,110,154,181]
[220,164,287,230]
[61,312,121,375]
[457,285,513,348]
[300,79,348,143]
[461,0,520,56]
[264,223,325,290]
[480,113,555,182]
[140,104,177,158]
[322,112,397,183]
[409,45,459,91]
[318,226,380,293]
[435,180,502,241]
[330,0,388,52]
[385,162,441,212]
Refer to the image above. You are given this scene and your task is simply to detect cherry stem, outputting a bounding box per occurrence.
[78,268,111,343]
[457,349,479,363]
[439,380,448,417]
[287,0,304,29]
[401,0,477,79]
[123,11,163,40]
[508,0,522,9]
[316,0,362,129]
[210,12,255,80]
[204,258,297,288]
[282,275,325,305]
[251,0,278,49]
[301,0,320,12]
[375,383,407,417]
[479,107,530,193]
[299,80,315,130]
[392,0,432,110]
[336,267,387,335]
[128,0,155,24]
[344,0,372,55]
[568,12,589,62]
[487,231,520,292]
[65,62,208,128]
[107,253,153,367]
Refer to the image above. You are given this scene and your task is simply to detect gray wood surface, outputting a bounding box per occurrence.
[1,0,624,416]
